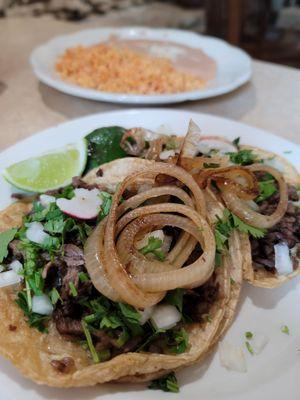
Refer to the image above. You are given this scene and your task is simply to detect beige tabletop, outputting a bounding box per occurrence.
[1,16,300,152]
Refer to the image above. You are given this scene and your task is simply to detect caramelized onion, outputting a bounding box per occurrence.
[221,164,288,228]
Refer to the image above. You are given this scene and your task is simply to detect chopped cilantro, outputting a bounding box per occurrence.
[115,329,130,348]
[281,325,289,335]
[256,179,277,203]
[82,320,99,363]
[245,341,254,355]
[232,137,241,149]
[214,209,265,261]
[149,372,179,393]
[118,303,141,325]
[49,287,62,305]
[100,314,123,329]
[0,228,17,263]
[15,291,49,333]
[227,149,257,165]
[98,192,112,221]
[245,331,253,339]
[139,237,166,261]
[231,213,266,238]
[165,289,184,313]
[69,281,78,297]
[78,271,90,282]
[44,217,65,234]
[167,328,188,354]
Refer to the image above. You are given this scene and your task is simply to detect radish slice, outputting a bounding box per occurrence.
[135,229,165,250]
[219,341,247,373]
[150,304,181,330]
[56,188,102,220]
[32,294,53,315]
[159,150,176,160]
[274,242,293,276]
[252,332,269,354]
[39,194,56,207]
[139,307,154,325]
[197,137,237,156]
[10,260,23,274]
[26,222,49,244]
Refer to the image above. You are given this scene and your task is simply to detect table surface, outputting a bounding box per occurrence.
[1,16,300,152]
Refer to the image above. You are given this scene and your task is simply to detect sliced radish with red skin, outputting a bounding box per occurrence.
[56,188,102,220]
[197,136,238,155]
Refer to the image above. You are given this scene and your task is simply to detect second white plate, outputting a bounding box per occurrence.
[30,27,252,104]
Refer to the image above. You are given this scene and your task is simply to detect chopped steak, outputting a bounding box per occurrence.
[251,184,300,272]
[63,244,85,267]
[183,282,219,322]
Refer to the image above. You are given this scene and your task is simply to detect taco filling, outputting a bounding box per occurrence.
[0,119,298,389]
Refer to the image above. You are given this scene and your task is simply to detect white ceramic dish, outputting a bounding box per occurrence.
[0,109,299,400]
[30,27,252,104]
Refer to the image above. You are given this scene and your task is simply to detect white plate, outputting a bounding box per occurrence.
[0,109,299,400]
[30,27,252,104]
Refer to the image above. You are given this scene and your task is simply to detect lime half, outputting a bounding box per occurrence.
[3,139,87,193]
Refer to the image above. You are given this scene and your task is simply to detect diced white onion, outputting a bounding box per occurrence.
[274,242,293,276]
[159,150,176,160]
[136,230,165,250]
[56,188,102,220]
[263,158,285,172]
[9,260,23,274]
[139,307,154,325]
[39,194,56,207]
[219,341,247,373]
[291,200,300,208]
[26,222,49,244]
[150,304,181,330]
[0,270,22,288]
[32,294,53,315]
[252,332,269,355]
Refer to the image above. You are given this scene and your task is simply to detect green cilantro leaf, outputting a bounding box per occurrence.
[82,320,99,363]
[0,228,17,262]
[281,325,289,335]
[231,213,266,238]
[256,180,277,203]
[118,303,141,325]
[44,217,65,234]
[232,137,241,149]
[100,314,123,329]
[245,331,253,339]
[139,237,166,261]
[227,149,257,166]
[98,192,112,221]
[149,372,179,393]
[49,287,62,305]
[15,291,49,333]
[165,289,184,313]
[69,281,78,297]
[78,272,90,282]
[245,341,254,355]
[167,328,189,354]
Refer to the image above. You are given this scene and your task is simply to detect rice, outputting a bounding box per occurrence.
[55,43,205,95]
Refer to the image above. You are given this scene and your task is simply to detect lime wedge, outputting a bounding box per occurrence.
[3,140,87,193]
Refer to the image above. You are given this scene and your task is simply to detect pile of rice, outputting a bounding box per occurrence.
[55,43,205,95]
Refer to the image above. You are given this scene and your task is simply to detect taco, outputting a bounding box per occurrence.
[177,120,300,289]
[0,131,243,390]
